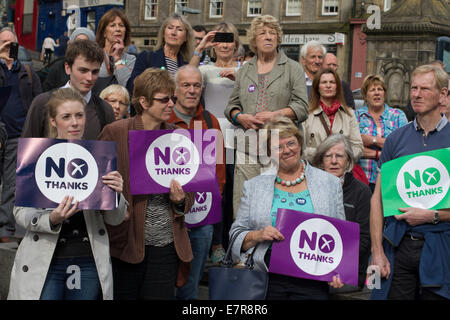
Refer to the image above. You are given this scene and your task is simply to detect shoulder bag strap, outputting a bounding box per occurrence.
[202,109,213,129]
[24,64,32,86]
[318,112,331,136]
[222,230,245,267]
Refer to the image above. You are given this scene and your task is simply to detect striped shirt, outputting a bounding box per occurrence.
[164,56,178,77]
[355,104,408,183]
[145,193,174,247]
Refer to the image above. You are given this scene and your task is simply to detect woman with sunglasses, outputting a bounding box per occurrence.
[99,68,194,300]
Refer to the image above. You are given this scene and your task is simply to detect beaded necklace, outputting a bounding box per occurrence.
[275,160,306,187]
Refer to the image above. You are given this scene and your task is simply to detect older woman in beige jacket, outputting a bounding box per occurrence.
[224,15,308,217]
[303,68,363,162]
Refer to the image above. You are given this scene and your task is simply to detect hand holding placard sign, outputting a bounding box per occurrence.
[15,138,118,210]
[184,178,222,228]
[269,209,359,286]
[129,129,217,194]
[381,148,450,217]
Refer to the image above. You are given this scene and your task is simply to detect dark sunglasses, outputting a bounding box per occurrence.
[152,96,176,104]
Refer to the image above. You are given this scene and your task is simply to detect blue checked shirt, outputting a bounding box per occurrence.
[355,104,408,183]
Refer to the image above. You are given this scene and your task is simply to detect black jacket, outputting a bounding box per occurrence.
[0,60,42,115]
[22,91,115,140]
[42,58,68,92]
[343,172,372,288]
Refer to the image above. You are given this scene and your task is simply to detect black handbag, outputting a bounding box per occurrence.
[208,231,268,300]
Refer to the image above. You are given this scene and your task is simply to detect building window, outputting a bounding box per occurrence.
[247,0,262,17]
[174,0,188,13]
[286,0,301,16]
[384,0,391,11]
[322,0,338,15]
[22,0,34,34]
[210,0,223,17]
[145,0,158,19]
[87,11,96,33]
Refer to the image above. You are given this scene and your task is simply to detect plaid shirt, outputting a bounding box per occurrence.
[355,104,408,183]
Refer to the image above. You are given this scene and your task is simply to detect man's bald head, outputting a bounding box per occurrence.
[323,53,338,72]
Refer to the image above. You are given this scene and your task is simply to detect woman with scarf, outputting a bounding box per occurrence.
[303,68,363,163]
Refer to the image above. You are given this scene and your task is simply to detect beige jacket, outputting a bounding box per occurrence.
[302,106,363,162]
[7,193,127,300]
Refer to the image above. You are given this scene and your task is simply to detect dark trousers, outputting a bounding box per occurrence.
[112,243,179,300]
[267,273,329,300]
[219,161,235,250]
[388,237,446,300]
[44,48,53,64]
[0,138,20,237]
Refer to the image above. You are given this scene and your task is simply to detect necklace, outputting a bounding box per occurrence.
[276,160,306,187]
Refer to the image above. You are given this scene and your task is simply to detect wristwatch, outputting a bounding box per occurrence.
[432,210,440,224]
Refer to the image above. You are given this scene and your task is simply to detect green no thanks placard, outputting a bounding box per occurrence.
[381,148,450,217]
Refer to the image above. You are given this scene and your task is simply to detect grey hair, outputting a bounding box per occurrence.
[99,84,130,105]
[312,134,355,173]
[174,64,204,88]
[0,27,18,42]
[300,40,326,59]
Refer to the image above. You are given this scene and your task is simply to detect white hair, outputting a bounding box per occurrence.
[174,64,204,87]
[300,40,326,59]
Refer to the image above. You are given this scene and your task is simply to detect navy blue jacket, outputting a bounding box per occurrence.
[126,48,188,96]
[371,217,450,299]
[0,60,42,138]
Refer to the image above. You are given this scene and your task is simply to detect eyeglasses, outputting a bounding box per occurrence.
[152,96,176,104]
[272,140,298,153]
[323,153,346,162]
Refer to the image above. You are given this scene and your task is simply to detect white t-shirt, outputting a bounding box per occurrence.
[199,64,239,148]
[42,37,59,51]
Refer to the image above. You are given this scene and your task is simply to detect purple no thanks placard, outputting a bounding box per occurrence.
[129,129,217,194]
[15,138,117,210]
[184,178,222,228]
[269,209,359,286]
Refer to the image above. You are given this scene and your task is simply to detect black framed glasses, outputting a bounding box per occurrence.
[152,96,176,104]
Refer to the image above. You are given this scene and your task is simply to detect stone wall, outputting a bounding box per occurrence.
[366,35,437,108]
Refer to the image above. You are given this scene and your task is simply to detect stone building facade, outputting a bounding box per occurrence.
[124,0,449,92]
[363,0,450,108]
[124,0,384,83]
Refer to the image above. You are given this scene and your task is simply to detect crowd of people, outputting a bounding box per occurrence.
[0,9,449,301]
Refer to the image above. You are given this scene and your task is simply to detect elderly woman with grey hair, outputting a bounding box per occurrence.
[230,116,344,300]
[100,84,130,120]
[312,134,371,290]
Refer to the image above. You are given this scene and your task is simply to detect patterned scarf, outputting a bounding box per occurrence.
[320,99,341,131]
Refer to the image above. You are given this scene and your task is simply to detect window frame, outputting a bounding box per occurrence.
[321,0,339,16]
[209,0,224,18]
[247,0,262,17]
[174,0,188,14]
[286,0,301,16]
[144,0,158,20]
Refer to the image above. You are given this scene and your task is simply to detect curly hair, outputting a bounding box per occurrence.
[247,15,282,54]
